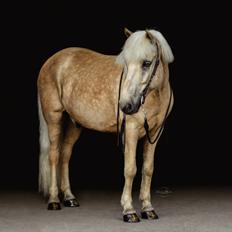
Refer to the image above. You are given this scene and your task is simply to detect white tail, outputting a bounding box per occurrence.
[38,94,50,196]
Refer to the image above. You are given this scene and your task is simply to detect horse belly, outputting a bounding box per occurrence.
[64,98,117,133]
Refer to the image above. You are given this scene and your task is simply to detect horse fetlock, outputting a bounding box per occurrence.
[48,195,60,203]
[141,202,154,212]
[123,207,136,215]
[62,189,75,200]
[121,200,135,215]
[48,187,59,203]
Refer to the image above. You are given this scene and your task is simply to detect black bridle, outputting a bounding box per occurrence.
[141,42,160,105]
[117,42,172,151]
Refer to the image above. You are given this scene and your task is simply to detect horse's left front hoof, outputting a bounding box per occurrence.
[141,210,159,219]
[123,213,140,223]
[63,198,80,207]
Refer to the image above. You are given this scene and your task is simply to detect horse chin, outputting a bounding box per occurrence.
[133,104,142,114]
[124,110,138,115]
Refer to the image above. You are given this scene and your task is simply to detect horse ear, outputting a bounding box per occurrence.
[145,30,154,43]
[124,28,133,37]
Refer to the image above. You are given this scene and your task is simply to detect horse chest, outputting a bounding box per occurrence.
[137,97,169,138]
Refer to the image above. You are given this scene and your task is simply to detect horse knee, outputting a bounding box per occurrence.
[143,166,153,177]
[125,167,137,178]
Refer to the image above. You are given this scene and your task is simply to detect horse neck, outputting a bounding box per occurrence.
[161,61,171,88]
[151,60,170,93]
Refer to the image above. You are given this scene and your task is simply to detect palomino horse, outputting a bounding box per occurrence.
[37,28,174,222]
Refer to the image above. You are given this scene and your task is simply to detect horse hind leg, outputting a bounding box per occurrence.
[38,85,64,210]
[46,112,63,210]
[60,116,82,207]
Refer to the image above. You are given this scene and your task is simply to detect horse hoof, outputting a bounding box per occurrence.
[47,202,61,210]
[63,198,80,207]
[141,210,159,219]
[123,213,140,223]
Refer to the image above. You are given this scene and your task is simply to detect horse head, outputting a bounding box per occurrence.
[116,28,174,115]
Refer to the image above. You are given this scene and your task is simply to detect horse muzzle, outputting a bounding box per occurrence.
[120,100,141,115]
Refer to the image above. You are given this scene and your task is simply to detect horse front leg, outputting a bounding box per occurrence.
[121,128,140,223]
[139,137,159,219]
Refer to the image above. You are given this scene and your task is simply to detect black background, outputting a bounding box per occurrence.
[1,1,231,191]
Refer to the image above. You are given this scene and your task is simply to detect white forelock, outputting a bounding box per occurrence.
[116,31,156,65]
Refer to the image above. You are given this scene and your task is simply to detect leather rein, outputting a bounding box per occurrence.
[117,42,173,150]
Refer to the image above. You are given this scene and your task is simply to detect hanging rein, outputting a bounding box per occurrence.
[117,42,173,151]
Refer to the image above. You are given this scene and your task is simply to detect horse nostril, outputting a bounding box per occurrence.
[122,103,133,114]
[126,103,132,111]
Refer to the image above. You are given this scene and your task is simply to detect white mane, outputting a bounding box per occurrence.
[150,30,174,63]
[116,29,174,65]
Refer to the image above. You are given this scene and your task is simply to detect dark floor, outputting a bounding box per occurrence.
[0,186,232,232]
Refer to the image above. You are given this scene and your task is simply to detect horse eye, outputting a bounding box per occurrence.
[142,60,152,69]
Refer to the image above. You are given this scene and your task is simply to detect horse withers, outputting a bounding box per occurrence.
[37,28,174,222]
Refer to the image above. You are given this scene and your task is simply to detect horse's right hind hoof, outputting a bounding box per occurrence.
[47,202,61,210]
[123,213,140,223]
